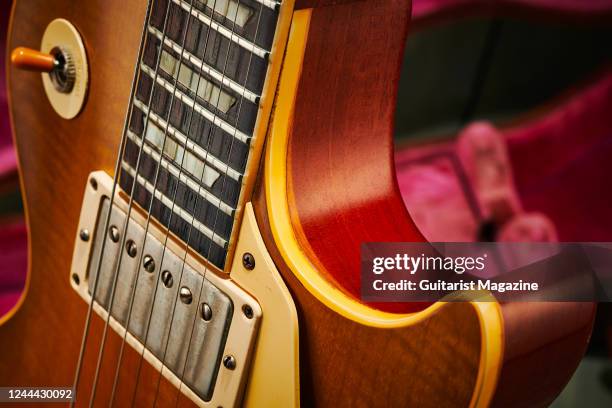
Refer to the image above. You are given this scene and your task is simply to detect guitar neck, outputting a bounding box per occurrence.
[118,0,281,270]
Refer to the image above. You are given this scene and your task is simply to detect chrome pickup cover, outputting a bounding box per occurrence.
[71,171,261,408]
[90,198,232,400]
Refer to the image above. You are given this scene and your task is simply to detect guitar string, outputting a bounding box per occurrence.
[105,0,238,403]
[70,0,157,404]
[143,1,266,405]
[70,0,265,404]
[168,1,266,406]
[148,0,263,406]
[122,2,239,404]
[106,0,211,405]
[85,0,187,404]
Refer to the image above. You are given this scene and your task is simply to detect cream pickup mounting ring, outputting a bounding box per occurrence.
[41,19,89,119]
[70,171,262,407]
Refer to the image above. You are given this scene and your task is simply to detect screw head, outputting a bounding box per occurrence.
[79,229,90,242]
[242,253,255,270]
[126,239,137,258]
[143,255,155,273]
[201,303,212,321]
[223,355,236,370]
[179,286,193,304]
[109,225,120,243]
[242,305,254,319]
[161,270,173,288]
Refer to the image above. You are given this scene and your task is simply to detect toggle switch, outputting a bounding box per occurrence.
[11,19,89,120]
[11,46,75,93]
[11,47,57,72]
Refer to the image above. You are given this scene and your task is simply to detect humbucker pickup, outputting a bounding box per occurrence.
[70,171,261,407]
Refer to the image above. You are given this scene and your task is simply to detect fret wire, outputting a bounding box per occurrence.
[119,168,229,264]
[95,0,184,405]
[126,130,235,215]
[119,164,234,245]
[191,0,280,15]
[173,0,269,58]
[108,0,208,405]
[98,1,278,398]
[171,0,267,403]
[140,63,251,143]
[141,54,259,136]
[70,0,156,401]
[121,163,229,248]
[199,0,253,27]
[158,49,240,116]
[203,0,279,11]
[146,0,250,404]
[125,0,248,403]
[133,99,243,181]
[131,97,251,174]
[189,0,280,52]
[148,25,260,102]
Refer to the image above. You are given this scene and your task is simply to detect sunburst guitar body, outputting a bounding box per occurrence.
[1,0,595,407]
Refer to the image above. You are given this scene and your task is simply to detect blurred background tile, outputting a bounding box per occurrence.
[0,0,26,319]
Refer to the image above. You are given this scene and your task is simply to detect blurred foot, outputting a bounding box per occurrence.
[498,212,558,242]
[457,121,522,226]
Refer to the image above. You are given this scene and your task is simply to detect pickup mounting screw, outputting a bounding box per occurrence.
[242,305,254,319]
[201,303,212,321]
[161,270,173,288]
[242,253,255,270]
[223,355,236,370]
[179,287,193,304]
[79,229,90,242]
[109,225,120,243]
[143,255,155,273]
[126,240,137,257]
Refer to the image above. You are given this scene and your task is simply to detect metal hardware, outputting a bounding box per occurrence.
[109,225,120,243]
[161,270,173,288]
[201,303,213,321]
[70,171,299,407]
[48,46,76,93]
[179,286,193,304]
[242,305,254,319]
[71,273,80,285]
[242,253,255,270]
[73,195,261,405]
[125,239,137,258]
[143,255,155,273]
[79,229,90,242]
[85,200,235,400]
[40,19,89,119]
[223,355,236,370]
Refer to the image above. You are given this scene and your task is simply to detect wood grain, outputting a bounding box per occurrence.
[1,0,596,407]
[0,1,194,406]
[279,0,595,406]
[289,0,426,314]
[2,1,482,406]
[254,176,486,407]
[295,0,366,10]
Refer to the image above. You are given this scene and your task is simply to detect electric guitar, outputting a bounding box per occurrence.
[1,0,596,406]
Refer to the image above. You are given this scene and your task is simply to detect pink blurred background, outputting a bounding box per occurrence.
[0,0,611,404]
[0,0,26,318]
[0,0,612,352]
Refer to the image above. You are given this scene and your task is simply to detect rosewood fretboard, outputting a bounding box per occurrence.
[119,0,280,269]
